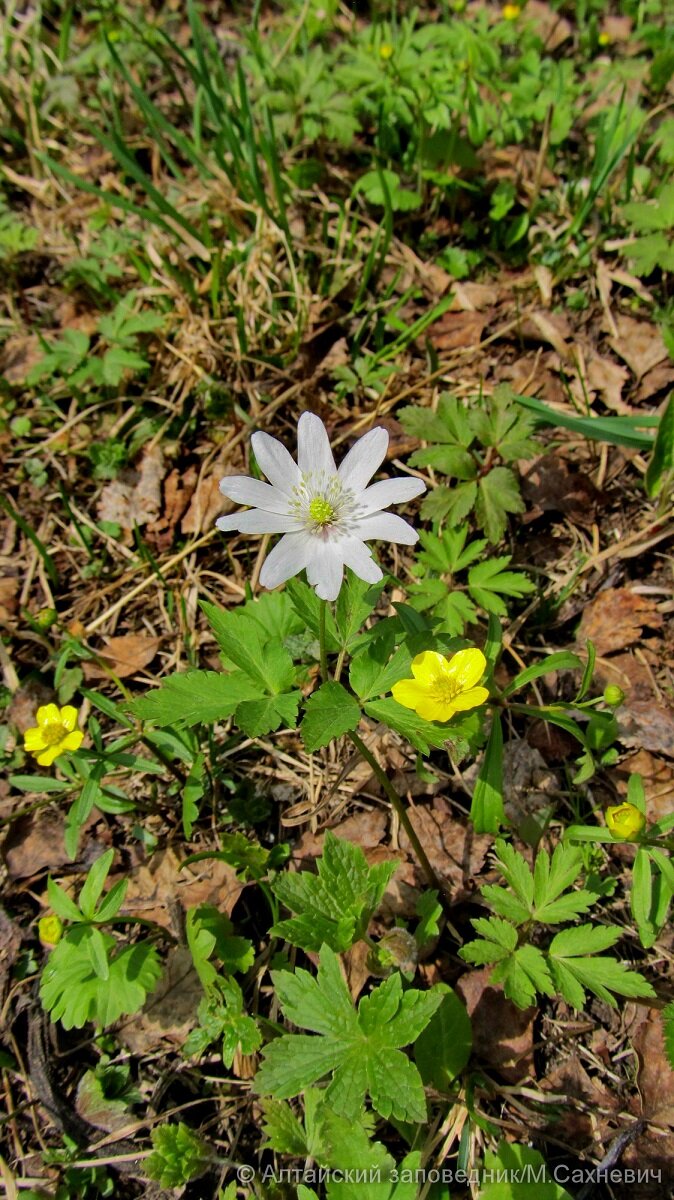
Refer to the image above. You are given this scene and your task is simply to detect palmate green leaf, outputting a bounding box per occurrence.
[271,831,397,952]
[399,394,475,448]
[364,698,452,755]
[130,669,262,726]
[145,1123,211,1189]
[475,466,525,543]
[300,681,361,751]
[40,927,161,1029]
[201,602,296,694]
[481,1141,573,1200]
[420,479,478,525]
[335,570,385,649]
[467,556,535,617]
[470,386,539,461]
[547,926,656,1010]
[414,985,472,1089]
[349,631,411,701]
[255,946,442,1123]
[235,692,301,736]
[491,943,555,1009]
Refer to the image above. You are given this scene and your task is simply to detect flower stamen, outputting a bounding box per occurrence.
[309,497,336,526]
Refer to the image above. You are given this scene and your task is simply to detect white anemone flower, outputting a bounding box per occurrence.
[216,412,426,601]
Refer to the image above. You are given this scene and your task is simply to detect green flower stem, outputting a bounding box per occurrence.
[318,599,329,682]
[347,729,452,912]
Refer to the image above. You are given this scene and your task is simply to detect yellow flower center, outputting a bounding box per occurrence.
[41,721,67,747]
[431,676,460,705]
[309,497,336,525]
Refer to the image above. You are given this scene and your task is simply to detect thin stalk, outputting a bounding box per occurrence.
[347,729,453,912]
[318,599,329,682]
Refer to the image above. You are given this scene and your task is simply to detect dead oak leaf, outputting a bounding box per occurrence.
[456,966,535,1082]
[121,847,243,929]
[97,444,165,537]
[587,354,631,414]
[82,634,160,680]
[608,315,668,380]
[146,466,197,552]
[426,309,490,353]
[576,588,663,656]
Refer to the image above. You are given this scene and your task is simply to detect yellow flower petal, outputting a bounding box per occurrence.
[24,727,47,751]
[36,703,60,727]
[444,647,486,691]
[61,730,84,752]
[60,706,79,732]
[606,802,645,840]
[410,651,447,686]
[415,697,456,722]
[392,679,429,710]
[36,744,64,767]
[444,686,490,713]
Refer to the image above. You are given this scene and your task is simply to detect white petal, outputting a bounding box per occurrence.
[297,412,336,477]
[341,538,384,585]
[337,427,389,491]
[359,476,426,514]
[219,475,291,515]
[260,532,312,588]
[305,540,344,601]
[251,431,301,494]
[354,511,419,545]
[217,510,301,534]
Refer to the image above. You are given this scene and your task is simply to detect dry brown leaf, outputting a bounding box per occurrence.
[576,588,663,657]
[619,750,674,823]
[455,967,535,1082]
[82,633,160,680]
[524,0,573,49]
[0,904,21,1009]
[0,334,43,383]
[449,281,500,312]
[398,796,492,899]
[520,311,571,360]
[533,264,554,308]
[633,1010,674,1126]
[609,315,668,380]
[97,444,165,536]
[0,575,18,620]
[3,810,99,879]
[146,466,197,552]
[426,309,490,352]
[601,14,633,42]
[121,847,243,928]
[587,354,631,414]
[522,454,601,526]
[618,700,674,757]
[182,456,232,535]
[117,946,202,1055]
[635,363,674,404]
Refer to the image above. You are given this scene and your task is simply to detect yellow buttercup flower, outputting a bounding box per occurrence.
[24,704,83,767]
[38,914,64,946]
[598,31,611,46]
[379,43,395,60]
[606,802,645,840]
[392,648,489,723]
[502,4,521,19]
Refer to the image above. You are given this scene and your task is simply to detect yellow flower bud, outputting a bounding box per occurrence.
[606,802,645,840]
[502,4,521,19]
[603,685,625,708]
[379,43,394,60]
[598,32,610,46]
[38,914,64,946]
